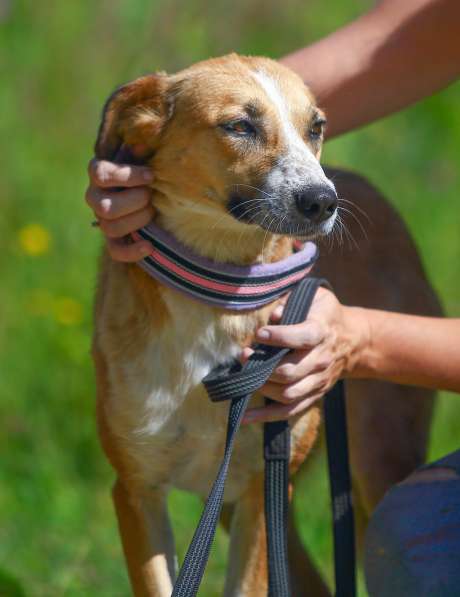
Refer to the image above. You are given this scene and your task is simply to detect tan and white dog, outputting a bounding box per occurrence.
[92,54,439,596]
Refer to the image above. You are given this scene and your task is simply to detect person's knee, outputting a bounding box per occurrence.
[400,466,458,485]
[364,469,460,597]
[364,484,415,596]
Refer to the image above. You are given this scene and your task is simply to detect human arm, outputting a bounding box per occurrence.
[242,288,460,423]
[281,0,460,138]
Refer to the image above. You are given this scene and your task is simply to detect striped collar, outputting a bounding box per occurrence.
[132,222,318,311]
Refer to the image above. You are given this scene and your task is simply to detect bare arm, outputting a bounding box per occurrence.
[243,290,460,424]
[348,307,460,391]
[281,0,460,138]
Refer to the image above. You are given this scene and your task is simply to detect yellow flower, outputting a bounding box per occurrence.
[18,223,51,256]
[54,297,83,326]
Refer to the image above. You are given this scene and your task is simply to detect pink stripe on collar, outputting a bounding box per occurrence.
[132,222,318,310]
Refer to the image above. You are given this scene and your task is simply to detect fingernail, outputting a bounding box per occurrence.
[273,306,283,318]
[257,329,270,340]
[241,348,251,360]
[101,198,111,213]
[143,170,154,182]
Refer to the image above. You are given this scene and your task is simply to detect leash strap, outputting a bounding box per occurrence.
[171,392,251,597]
[172,277,356,597]
[324,380,356,597]
[264,417,291,596]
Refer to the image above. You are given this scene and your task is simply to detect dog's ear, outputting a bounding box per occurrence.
[95,73,172,162]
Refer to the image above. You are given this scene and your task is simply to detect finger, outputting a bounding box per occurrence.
[261,368,331,403]
[269,303,285,323]
[256,320,325,349]
[88,158,153,188]
[268,295,289,323]
[257,381,294,404]
[239,347,254,364]
[99,206,155,239]
[269,346,332,384]
[269,350,311,383]
[242,393,323,424]
[106,238,152,262]
[86,186,153,220]
[279,371,329,402]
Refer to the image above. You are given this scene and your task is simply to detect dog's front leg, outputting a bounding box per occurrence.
[112,480,175,597]
[224,474,331,597]
[224,475,268,597]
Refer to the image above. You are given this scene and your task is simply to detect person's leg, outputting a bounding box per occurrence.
[364,450,460,597]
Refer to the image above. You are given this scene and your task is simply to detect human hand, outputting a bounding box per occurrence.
[242,287,367,424]
[85,158,155,261]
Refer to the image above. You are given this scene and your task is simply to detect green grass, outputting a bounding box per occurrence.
[1,0,459,595]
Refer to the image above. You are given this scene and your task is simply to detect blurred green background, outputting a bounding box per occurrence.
[1,0,459,595]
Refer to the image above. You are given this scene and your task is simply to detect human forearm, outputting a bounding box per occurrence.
[347,307,460,393]
[242,290,459,424]
[281,0,460,138]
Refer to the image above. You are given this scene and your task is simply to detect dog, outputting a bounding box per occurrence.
[92,54,440,596]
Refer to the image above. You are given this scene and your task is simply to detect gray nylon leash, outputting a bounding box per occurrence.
[172,277,356,596]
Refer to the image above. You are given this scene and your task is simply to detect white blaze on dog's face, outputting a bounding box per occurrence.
[96,54,337,241]
[248,69,336,234]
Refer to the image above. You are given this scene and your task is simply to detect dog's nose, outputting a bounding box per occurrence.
[294,186,338,223]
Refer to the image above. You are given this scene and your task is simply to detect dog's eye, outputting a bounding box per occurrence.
[221,119,256,136]
[308,118,326,140]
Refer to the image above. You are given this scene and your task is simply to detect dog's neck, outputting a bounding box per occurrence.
[129,190,318,312]
[152,193,292,266]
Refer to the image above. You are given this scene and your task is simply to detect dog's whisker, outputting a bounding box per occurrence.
[261,220,272,263]
[277,212,289,237]
[227,198,264,211]
[294,221,301,243]
[326,222,334,251]
[228,183,275,199]
[209,199,263,232]
[331,215,343,250]
[338,206,369,241]
[338,196,372,225]
[212,203,268,261]
[334,212,348,250]
[340,217,360,251]
[335,218,345,249]
[208,202,267,259]
[339,217,354,251]
[258,212,275,263]
[335,215,345,248]
[234,209,264,254]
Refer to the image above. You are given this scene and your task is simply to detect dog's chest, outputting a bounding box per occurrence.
[109,291,264,494]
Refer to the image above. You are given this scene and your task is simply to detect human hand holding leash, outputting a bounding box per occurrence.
[85,158,154,261]
[244,285,460,424]
[242,287,367,424]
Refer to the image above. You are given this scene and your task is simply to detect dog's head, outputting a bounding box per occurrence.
[96,54,337,248]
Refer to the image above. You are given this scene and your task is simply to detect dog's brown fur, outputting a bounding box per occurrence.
[93,54,440,596]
